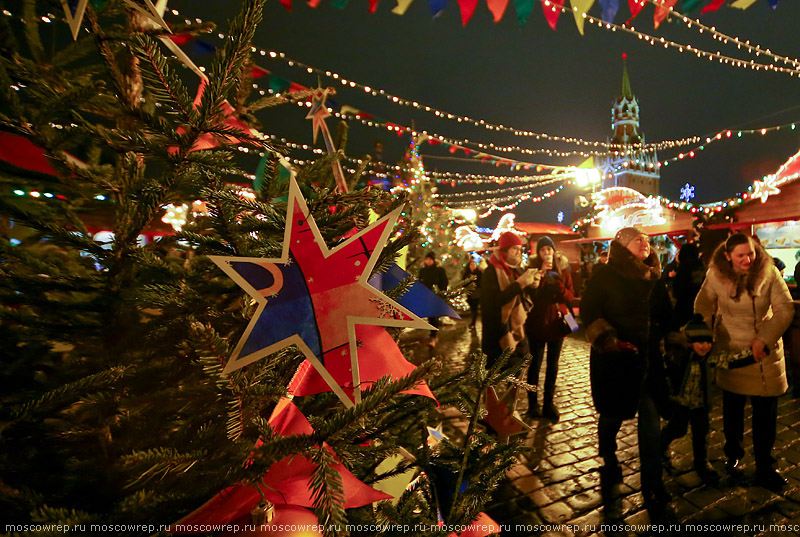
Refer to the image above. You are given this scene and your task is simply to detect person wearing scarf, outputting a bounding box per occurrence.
[694,233,794,491]
[581,227,673,522]
[480,232,542,366]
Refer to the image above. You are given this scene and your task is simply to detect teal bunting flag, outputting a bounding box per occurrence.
[268,75,291,93]
[681,0,706,11]
[332,0,350,8]
[513,0,535,24]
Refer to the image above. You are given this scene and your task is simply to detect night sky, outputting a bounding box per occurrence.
[173,0,800,227]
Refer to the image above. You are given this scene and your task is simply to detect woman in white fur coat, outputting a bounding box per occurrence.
[694,233,794,491]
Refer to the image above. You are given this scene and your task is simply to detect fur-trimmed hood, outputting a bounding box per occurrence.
[607,240,661,280]
[708,239,771,299]
[527,251,570,273]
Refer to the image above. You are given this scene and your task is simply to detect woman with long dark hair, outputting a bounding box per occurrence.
[694,233,794,491]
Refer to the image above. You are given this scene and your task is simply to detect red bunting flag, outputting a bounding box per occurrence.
[249,64,270,79]
[701,0,728,13]
[653,0,678,28]
[486,0,510,22]
[369,0,380,11]
[278,0,292,10]
[166,33,195,45]
[627,0,646,21]
[542,0,565,30]
[457,0,480,25]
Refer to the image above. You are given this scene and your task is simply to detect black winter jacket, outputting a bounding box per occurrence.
[581,241,672,419]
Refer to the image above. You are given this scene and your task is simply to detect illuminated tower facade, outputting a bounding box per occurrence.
[597,55,660,196]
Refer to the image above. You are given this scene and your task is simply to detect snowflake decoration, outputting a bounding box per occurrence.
[680,183,695,202]
[557,211,564,223]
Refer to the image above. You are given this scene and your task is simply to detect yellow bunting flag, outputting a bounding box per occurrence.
[570,0,594,35]
[392,0,414,14]
[731,0,758,7]
[578,156,594,168]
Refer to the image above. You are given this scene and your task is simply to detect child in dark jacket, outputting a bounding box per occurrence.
[661,315,720,484]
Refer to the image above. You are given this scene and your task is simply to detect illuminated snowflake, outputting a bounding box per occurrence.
[680,183,695,202]
[557,211,564,223]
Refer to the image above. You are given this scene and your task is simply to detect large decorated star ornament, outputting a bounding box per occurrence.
[210,179,431,406]
[751,176,781,204]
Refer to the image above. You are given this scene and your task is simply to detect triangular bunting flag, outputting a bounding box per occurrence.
[653,0,678,28]
[681,0,705,11]
[428,0,448,16]
[598,0,619,21]
[458,0,480,24]
[627,0,646,20]
[513,0,535,24]
[541,0,565,29]
[570,0,594,34]
[392,0,415,14]
[369,0,380,11]
[767,0,778,7]
[487,0,510,22]
[701,0,727,12]
[731,0,757,7]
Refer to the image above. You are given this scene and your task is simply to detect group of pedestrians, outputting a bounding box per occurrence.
[457,226,795,525]
[584,228,794,522]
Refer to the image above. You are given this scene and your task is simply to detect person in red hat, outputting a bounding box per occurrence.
[480,231,542,366]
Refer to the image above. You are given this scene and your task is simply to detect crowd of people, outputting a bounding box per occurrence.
[421,227,797,524]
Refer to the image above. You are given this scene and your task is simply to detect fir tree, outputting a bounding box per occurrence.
[0,1,523,535]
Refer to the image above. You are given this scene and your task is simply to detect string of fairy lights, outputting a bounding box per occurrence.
[557,3,800,78]
[5,5,800,220]
[5,6,799,168]
[645,0,800,70]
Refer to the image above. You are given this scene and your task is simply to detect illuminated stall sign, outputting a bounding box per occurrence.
[592,187,666,234]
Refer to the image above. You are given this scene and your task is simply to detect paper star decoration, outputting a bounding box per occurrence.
[305,88,347,192]
[751,176,781,203]
[61,0,90,40]
[210,178,431,407]
[426,423,447,448]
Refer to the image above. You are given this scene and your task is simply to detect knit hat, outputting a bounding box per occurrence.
[536,236,556,255]
[497,231,524,250]
[614,226,647,247]
[683,314,713,343]
[425,250,436,260]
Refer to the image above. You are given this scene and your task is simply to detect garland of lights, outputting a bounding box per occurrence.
[646,0,800,70]
[660,121,799,167]
[8,7,798,172]
[560,4,800,78]
[434,175,567,200]
[441,182,567,208]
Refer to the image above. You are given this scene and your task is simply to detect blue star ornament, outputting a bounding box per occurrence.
[210,179,431,405]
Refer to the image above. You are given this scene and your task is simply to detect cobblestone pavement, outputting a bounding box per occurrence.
[402,317,800,537]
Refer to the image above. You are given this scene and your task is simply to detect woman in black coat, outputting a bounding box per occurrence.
[581,227,672,521]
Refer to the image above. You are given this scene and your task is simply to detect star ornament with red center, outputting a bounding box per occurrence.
[306,89,333,145]
[210,179,431,406]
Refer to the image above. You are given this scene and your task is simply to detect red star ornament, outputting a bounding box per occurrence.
[210,178,431,407]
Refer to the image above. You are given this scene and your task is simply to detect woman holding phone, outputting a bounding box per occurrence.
[523,236,575,421]
[694,233,794,491]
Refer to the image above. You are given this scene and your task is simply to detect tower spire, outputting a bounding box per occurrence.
[620,53,632,99]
